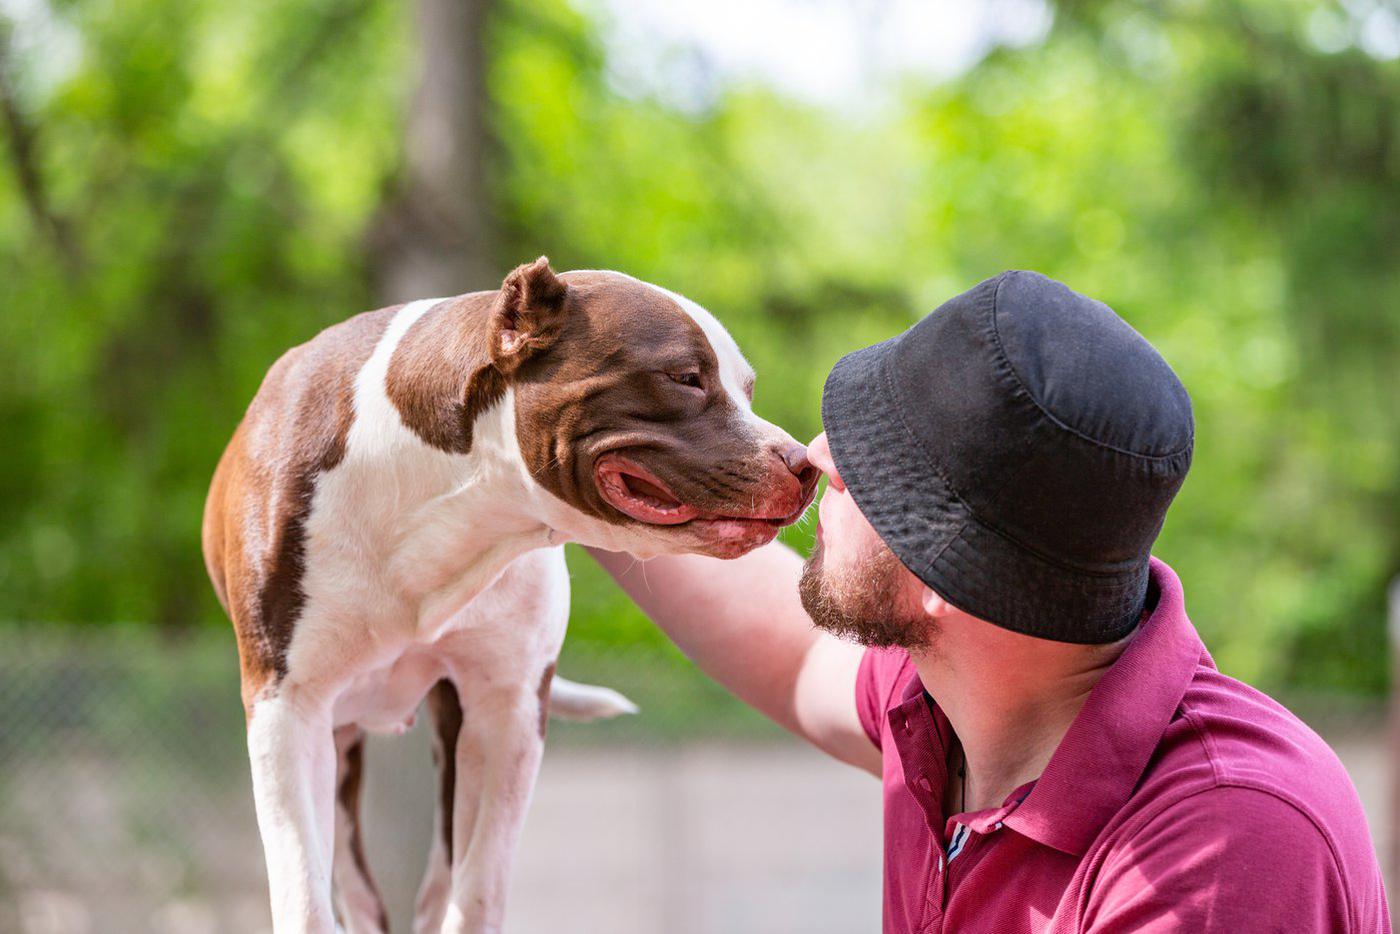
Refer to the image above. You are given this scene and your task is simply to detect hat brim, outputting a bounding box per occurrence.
[821,336,1147,644]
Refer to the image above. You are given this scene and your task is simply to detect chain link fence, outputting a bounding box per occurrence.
[1,625,1389,933]
[0,626,886,933]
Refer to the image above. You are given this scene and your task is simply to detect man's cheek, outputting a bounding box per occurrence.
[828,491,869,545]
[820,529,861,584]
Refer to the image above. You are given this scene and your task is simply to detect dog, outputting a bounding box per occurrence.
[200,257,819,933]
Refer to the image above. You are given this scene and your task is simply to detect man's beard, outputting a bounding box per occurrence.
[799,536,932,650]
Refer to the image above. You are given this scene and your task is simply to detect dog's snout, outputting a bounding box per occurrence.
[778,441,820,492]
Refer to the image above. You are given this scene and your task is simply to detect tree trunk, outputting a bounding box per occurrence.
[371,0,495,303]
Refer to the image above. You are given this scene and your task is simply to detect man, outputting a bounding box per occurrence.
[590,271,1389,932]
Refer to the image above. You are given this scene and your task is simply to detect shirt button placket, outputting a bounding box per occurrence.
[922,850,947,933]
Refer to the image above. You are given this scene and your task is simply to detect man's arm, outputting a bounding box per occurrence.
[588,541,880,775]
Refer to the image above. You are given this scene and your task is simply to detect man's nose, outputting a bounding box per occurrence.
[805,431,843,491]
[778,441,820,492]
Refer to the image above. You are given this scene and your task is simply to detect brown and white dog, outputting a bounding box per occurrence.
[201,258,818,933]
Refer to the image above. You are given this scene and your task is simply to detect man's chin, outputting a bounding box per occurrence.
[797,545,931,651]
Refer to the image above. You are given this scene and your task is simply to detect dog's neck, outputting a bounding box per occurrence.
[430,390,670,566]
[373,374,652,636]
[385,392,568,635]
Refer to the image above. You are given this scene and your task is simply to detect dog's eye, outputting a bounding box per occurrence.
[668,372,703,390]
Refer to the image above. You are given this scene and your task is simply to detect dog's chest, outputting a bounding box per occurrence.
[307,449,516,602]
[328,543,571,732]
[294,297,544,621]
[275,297,573,725]
[295,455,560,716]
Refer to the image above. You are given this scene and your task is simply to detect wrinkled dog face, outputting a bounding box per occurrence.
[491,259,818,558]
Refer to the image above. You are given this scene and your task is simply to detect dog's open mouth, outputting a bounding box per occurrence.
[596,455,699,525]
[595,454,804,531]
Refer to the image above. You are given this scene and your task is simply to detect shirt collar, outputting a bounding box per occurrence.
[998,557,1207,855]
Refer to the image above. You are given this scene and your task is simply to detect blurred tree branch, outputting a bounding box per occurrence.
[0,17,81,273]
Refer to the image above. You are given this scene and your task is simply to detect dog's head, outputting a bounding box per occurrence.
[492,257,819,559]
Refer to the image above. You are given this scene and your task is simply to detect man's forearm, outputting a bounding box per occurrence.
[588,541,819,734]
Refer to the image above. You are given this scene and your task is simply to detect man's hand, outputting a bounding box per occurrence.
[588,541,880,775]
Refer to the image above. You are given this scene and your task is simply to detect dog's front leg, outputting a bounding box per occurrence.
[441,668,554,934]
[247,688,339,934]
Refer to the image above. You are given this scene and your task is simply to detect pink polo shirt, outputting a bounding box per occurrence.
[856,558,1389,933]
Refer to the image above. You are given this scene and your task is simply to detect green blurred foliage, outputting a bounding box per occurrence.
[1,0,1395,695]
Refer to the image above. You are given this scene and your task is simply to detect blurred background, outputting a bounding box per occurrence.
[1,0,1397,930]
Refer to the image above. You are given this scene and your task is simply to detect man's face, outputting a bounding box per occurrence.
[799,432,932,650]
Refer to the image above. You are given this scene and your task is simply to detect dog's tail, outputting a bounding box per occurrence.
[548,675,639,721]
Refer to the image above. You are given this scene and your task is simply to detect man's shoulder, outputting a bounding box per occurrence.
[1110,782,1338,861]
[1101,666,1387,926]
[1163,666,1363,823]
[1083,782,1383,932]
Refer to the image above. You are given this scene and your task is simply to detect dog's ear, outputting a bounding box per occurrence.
[490,256,568,372]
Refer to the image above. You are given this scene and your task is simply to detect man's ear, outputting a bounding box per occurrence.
[921,584,955,619]
[491,256,568,372]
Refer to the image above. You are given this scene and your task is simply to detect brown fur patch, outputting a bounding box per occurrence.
[383,258,567,453]
[383,293,506,454]
[427,679,464,862]
[536,662,557,739]
[201,305,400,705]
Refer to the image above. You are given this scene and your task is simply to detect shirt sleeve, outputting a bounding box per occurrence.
[854,647,914,751]
[1083,785,1354,933]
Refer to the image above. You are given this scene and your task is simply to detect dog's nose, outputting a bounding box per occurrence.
[779,442,820,491]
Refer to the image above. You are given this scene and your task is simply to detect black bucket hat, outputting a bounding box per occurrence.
[821,271,1193,644]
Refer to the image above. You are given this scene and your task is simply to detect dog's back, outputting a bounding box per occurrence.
[202,305,401,702]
